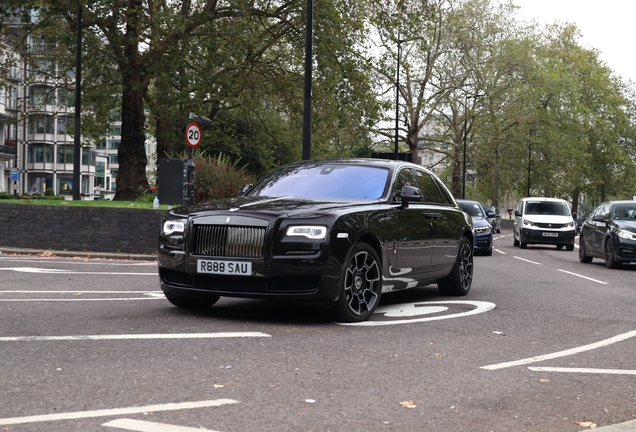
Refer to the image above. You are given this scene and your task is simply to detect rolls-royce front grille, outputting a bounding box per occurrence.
[193,225,266,257]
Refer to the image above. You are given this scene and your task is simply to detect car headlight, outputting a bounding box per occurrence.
[617,229,636,241]
[286,225,328,240]
[564,221,574,228]
[163,220,185,235]
[524,219,534,227]
[475,226,491,234]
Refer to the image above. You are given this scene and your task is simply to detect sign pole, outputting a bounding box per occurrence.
[184,122,202,206]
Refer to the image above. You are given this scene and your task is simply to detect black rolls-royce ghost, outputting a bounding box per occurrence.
[158,159,474,322]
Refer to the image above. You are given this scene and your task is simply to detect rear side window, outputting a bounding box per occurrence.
[414,170,449,204]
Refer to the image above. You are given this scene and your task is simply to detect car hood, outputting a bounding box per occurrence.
[523,215,573,224]
[170,196,379,219]
[471,217,491,228]
[614,219,636,233]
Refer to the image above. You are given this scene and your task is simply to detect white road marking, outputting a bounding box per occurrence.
[338,301,496,326]
[481,329,636,370]
[0,291,162,293]
[0,267,155,275]
[528,367,636,375]
[103,418,223,432]
[557,269,608,285]
[0,332,271,342]
[0,400,237,426]
[494,249,506,255]
[513,256,542,265]
[0,298,163,302]
[0,258,155,266]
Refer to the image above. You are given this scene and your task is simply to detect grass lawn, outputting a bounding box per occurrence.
[0,197,171,210]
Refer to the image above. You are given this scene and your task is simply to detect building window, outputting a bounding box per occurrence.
[96,141,107,149]
[109,125,121,136]
[58,176,73,195]
[30,86,56,106]
[28,144,53,163]
[109,154,118,164]
[108,140,120,150]
[28,176,53,194]
[28,115,55,134]
[57,145,74,164]
[57,116,75,136]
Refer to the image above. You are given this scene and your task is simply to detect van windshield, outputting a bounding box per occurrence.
[524,201,570,216]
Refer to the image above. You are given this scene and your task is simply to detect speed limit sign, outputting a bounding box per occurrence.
[185,123,202,148]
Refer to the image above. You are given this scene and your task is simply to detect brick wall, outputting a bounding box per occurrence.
[0,203,161,254]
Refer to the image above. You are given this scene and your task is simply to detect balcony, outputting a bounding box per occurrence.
[0,143,17,162]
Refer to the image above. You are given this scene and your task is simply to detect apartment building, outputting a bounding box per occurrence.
[1,24,156,198]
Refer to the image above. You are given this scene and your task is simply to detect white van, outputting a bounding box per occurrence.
[513,197,576,250]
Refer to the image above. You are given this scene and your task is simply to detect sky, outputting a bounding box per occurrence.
[510,0,636,84]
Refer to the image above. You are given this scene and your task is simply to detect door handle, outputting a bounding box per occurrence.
[422,212,441,220]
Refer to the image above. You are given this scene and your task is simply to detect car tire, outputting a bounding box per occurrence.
[556,244,564,249]
[566,243,574,251]
[605,239,621,269]
[579,237,592,263]
[484,247,493,256]
[520,241,527,249]
[438,237,473,296]
[165,293,220,310]
[332,243,382,323]
[513,233,520,247]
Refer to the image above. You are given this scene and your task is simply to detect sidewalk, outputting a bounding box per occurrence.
[0,246,156,261]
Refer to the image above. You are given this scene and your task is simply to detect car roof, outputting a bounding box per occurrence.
[457,199,482,205]
[521,197,568,203]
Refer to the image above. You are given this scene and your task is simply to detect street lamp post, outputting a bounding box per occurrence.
[462,93,483,199]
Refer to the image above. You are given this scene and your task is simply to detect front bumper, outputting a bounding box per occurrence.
[158,251,343,302]
[521,228,575,245]
[474,233,492,251]
[616,238,636,263]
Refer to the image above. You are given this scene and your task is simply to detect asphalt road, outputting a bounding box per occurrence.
[0,229,635,432]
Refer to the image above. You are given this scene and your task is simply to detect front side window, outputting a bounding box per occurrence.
[392,168,418,203]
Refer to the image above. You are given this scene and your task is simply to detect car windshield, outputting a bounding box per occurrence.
[247,164,390,200]
[524,201,570,216]
[459,202,485,217]
[612,204,636,219]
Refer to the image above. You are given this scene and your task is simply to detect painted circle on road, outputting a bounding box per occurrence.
[337,300,496,326]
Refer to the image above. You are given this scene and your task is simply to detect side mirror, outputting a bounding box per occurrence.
[487,212,495,218]
[572,211,577,219]
[592,215,605,222]
[401,186,423,207]
[238,184,253,196]
[514,210,521,217]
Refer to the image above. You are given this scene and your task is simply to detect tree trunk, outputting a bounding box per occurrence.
[114,66,149,200]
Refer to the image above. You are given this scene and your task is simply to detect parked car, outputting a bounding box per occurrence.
[482,205,502,233]
[457,200,493,256]
[158,159,475,322]
[575,215,588,234]
[513,197,576,250]
[579,200,636,268]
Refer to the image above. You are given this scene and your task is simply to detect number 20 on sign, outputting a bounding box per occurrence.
[185,123,202,148]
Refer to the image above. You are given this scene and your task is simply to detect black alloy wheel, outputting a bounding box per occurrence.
[579,236,592,263]
[332,243,382,322]
[438,236,473,296]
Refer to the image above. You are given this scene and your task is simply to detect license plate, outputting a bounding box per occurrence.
[198,259,252,275]
[542,232,558,237]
